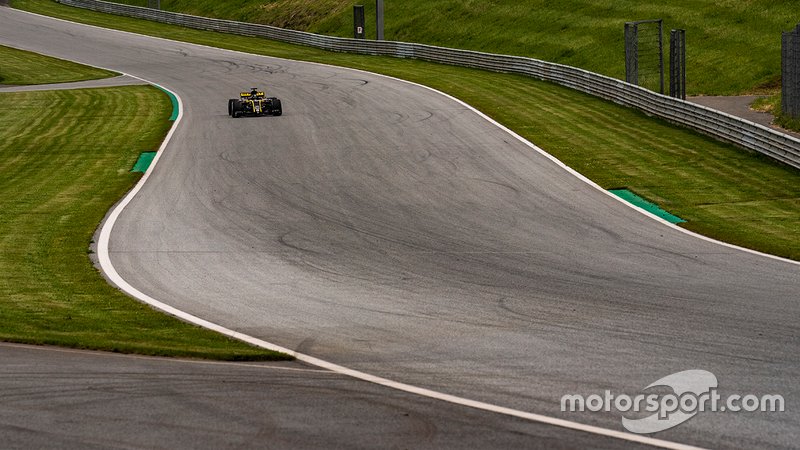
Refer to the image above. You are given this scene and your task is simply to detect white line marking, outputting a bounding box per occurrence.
[90,33,708,450]
[13,7,799,450]
[358,74,800,268]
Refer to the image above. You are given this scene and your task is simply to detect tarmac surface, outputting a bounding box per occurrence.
[689,95,800,139]
[0,74,146,92]
[1,6,798,449]
[3,343,650,449]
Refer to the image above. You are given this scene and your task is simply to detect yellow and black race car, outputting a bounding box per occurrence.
[228,88,282,118]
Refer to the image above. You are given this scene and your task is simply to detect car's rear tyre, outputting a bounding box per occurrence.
[271,99,282,116]
[228,99,235,116]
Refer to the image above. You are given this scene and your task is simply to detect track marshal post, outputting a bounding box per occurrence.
[354,5,366,39]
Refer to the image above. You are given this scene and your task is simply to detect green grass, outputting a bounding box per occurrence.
[752,94,800,132]
[0,85,290,360]
[105,0,799,96]
[778,112,800,132]
[13,0,799,261]
[0,44,117,85]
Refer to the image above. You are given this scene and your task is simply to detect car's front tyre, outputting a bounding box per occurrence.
[271,99,282,116]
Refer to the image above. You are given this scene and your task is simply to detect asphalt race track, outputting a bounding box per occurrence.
[1,7,798,449]
[3,343,652,449]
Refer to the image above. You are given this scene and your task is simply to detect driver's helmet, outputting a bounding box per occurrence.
[250,88,259,97]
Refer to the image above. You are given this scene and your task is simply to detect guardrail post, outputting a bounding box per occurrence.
[783,24,800,119]
[354,5,366,39]
[376,0,385,40]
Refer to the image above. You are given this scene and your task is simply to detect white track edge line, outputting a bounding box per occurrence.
[101,40,706,450]
[350,75,800,268]
[90,77,704,450]
[17,6,792,450]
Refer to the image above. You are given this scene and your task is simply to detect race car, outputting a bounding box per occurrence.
[228,88,282,118]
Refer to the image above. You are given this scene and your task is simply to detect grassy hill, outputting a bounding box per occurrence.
[109,0,799,95]
[0,43,116,84]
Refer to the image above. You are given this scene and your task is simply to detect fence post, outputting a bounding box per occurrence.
[669,29,686,100]
[376,0,385,40]
[657,20,664,95]
[783,24,800,118]
[625,22,638,85]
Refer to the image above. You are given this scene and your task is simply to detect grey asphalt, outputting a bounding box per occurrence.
[1,7,798,449]
[0,74,146,92]
[1,343,640,450]
[689,95,800,139]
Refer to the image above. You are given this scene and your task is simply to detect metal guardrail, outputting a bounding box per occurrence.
[57,0,800,170]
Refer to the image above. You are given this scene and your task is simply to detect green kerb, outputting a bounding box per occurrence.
[131,151,156,173]
[609,189,686,224]
[156,85,179,120]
